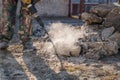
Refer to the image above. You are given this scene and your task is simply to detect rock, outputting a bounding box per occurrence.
[84,42,107,60]
[109,32,120,47]
[32,27,46,37]
[11,70,24,76]
[81,12,103,25]
[90,4,115,17]
[104,41,119,55]
[0,66,7,80]
[80,25,102,42]
[103,7,120,32]
[0,42,8,49]
[68,56,86,64]
[83,41,119,59]
[101,27,115,40]
[56,42,81,57]
[79,4,120,59]
[85,32,101,42]
[80,25,100,33]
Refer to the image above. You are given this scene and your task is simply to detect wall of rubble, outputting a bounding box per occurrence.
[79,4,120,59]
[36,0,69,17]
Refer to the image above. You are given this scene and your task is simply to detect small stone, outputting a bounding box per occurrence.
[56,43,81,57]
[109,32,120,47]
[83,78,88,80]
[0,42,8,50]
[81,12,103,25]
[11,70,24,76]
[101,27,115,40]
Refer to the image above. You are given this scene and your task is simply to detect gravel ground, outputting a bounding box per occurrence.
[0,16,120,80]
[0,41,120,80]
[0,19,120,80]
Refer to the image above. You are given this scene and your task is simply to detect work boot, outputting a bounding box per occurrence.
[0,41,8,50]
[22,39,36,52]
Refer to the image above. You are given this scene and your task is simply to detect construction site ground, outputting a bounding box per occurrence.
[0,18,120,80]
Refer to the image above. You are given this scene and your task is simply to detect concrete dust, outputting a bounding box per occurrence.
[45,22,82,56]
[48,22,81,44]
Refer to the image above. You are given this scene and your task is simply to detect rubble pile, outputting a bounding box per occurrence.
[33,4,120,60]
[80,4,120,59]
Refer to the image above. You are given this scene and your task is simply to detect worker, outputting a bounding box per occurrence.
[0,0,43,51]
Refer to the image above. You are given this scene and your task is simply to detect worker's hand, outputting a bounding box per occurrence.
[21,0,31,4]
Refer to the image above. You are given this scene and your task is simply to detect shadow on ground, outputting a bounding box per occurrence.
[23,49,79,80]
[0,50,29,80]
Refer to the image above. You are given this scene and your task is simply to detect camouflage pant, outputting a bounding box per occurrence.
[0,0,32,44]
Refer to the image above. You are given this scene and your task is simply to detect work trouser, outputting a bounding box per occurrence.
[0,0,32,45]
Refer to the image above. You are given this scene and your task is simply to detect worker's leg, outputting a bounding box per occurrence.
[19,4,35,52]
[0,0,18,49]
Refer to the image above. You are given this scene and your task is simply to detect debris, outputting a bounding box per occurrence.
[101,27,115,40]
[80,4,120,59]
[90,4,115,17]
[103,7,120,32]
[81,12,103,25]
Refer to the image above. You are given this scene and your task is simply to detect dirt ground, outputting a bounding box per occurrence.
[0,19,120,80]
[0,39,119,80]
[0,14,119,80]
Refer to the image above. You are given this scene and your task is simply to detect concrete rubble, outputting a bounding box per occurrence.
[80,4,120,59]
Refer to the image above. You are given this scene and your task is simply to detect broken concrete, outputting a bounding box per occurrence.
[81,12,103,25]
[80,4,120,59]
[101,27,115,40]
[90,4,115,17]
[103,7,120,32]
[78,25,120,59]
[109,32,120,46]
